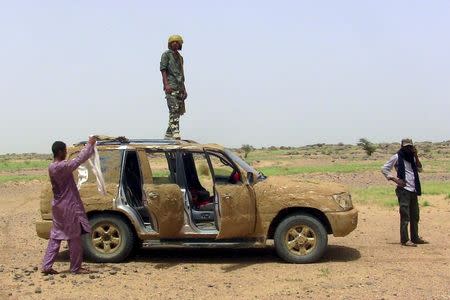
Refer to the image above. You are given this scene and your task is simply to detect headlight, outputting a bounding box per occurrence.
[332,193,353,210]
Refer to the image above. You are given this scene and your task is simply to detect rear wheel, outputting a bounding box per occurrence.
[274,213,328,263]
[83,214,135,263]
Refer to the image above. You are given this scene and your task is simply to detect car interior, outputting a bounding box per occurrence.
[181,152,216,224]
[122,151,151,224]
[122,149,241,231]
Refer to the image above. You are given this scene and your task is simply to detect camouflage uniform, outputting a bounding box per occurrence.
[160,49,185,139]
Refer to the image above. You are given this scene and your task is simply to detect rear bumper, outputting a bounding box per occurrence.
[325,208,358,237]
[36,219,52,239]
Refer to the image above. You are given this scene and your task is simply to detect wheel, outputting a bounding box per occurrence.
[82,214,135,263]
[274,213,328,263]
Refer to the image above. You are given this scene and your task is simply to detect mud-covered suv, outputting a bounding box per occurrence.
[36,138,358,263]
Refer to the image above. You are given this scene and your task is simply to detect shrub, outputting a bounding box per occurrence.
[357,138,377,156]
[241,144,254,158]
[421,200,431,207]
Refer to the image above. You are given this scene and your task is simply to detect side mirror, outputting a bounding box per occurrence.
[247,172,254,185]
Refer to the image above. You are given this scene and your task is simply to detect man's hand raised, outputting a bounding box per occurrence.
[88,135,97,146]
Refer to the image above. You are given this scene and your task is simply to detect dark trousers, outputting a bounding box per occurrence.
[395,187,420,243]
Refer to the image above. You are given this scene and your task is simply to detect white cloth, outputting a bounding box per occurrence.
[381,154,417,193]
[77,165,89,189]
[76,145,107,195]
[88,146,107,195]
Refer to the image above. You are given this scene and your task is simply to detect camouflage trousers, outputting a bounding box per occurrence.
[164,91,186,140]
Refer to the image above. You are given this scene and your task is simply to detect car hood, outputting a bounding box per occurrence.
[257,176,348,195]
[253,176,348,211]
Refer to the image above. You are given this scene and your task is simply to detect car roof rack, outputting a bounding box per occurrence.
[75,137,197,146]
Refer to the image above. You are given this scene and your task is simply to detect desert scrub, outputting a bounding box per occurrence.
[0,160,50,172]
[420,181,450,195]
[352,181,450,207]
[0,174,47,184]
[420,200,431,207]
[357,138,377,156]
[259,161,383,176]
[351,186,398,207]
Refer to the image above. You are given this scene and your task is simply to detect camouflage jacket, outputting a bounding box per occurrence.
[160,50,185,90]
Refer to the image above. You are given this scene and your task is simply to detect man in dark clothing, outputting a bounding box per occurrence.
[160,34,187,140]
[382,138,429,247]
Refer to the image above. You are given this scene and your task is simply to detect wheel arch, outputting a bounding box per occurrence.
[86,210,138,240]
[267,207,332,239]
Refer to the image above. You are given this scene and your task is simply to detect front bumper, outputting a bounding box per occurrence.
[325,207,358,237]
[36,219,52,239]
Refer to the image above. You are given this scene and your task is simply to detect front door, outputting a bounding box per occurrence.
[139,150,185,238]
[205,150,256,239]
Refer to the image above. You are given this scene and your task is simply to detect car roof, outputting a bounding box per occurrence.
[71,137,224,152]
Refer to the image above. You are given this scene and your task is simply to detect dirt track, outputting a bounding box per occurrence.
[0,181,449,300]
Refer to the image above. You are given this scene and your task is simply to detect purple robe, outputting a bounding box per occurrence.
[49,143,94,240]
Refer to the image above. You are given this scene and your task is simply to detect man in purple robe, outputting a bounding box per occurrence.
[41,136,96,275]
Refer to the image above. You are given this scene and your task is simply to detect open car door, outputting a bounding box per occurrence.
[205,150,256,239]
[138,150,185,238]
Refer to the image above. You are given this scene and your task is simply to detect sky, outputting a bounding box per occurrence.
[0,0,449,154]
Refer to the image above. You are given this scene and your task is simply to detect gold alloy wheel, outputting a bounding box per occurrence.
[284,225,317,256]
[91,222,122,254]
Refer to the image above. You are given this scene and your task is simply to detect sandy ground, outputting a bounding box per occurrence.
[0,181,449,300]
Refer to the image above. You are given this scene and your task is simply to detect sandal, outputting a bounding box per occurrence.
[412,238,429,244]
[73,267,91,274]
[401,241,417,247]
[42,268,59,275]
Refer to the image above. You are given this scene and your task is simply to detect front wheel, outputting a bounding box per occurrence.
[274,214,328,263]
[83,214,135,263]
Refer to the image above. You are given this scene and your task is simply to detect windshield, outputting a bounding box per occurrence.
[224,149,266,181]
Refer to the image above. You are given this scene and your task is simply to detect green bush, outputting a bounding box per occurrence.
[421,200,431,207]
[357,138,377,156]
[241,144,254,158]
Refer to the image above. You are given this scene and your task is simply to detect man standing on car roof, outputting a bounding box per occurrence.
[381,138,429,247]
[41,136,96,274]
[160,34,187,140]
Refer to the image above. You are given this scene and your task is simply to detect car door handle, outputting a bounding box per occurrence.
[147,192,159,199]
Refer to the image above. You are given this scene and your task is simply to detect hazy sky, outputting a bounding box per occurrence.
[1,1,449,154]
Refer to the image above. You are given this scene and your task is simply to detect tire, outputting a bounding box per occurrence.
[274,213,328,263]
[82,213,135,263]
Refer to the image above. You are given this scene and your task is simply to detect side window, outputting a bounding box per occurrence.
[147,151,176,184]
[189,152,214,196]
[71,150,121,190]
[98,150,122,183]
[207,152,241,184]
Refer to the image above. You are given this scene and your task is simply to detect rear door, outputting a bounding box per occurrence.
[139,150,185,238]
[205,150,256,239]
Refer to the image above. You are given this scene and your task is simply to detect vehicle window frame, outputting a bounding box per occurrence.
[70,148,122,186]
[223,149,258,174]
[205,150,242,184]
[146,149,178,185]
[179,150,215,196]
